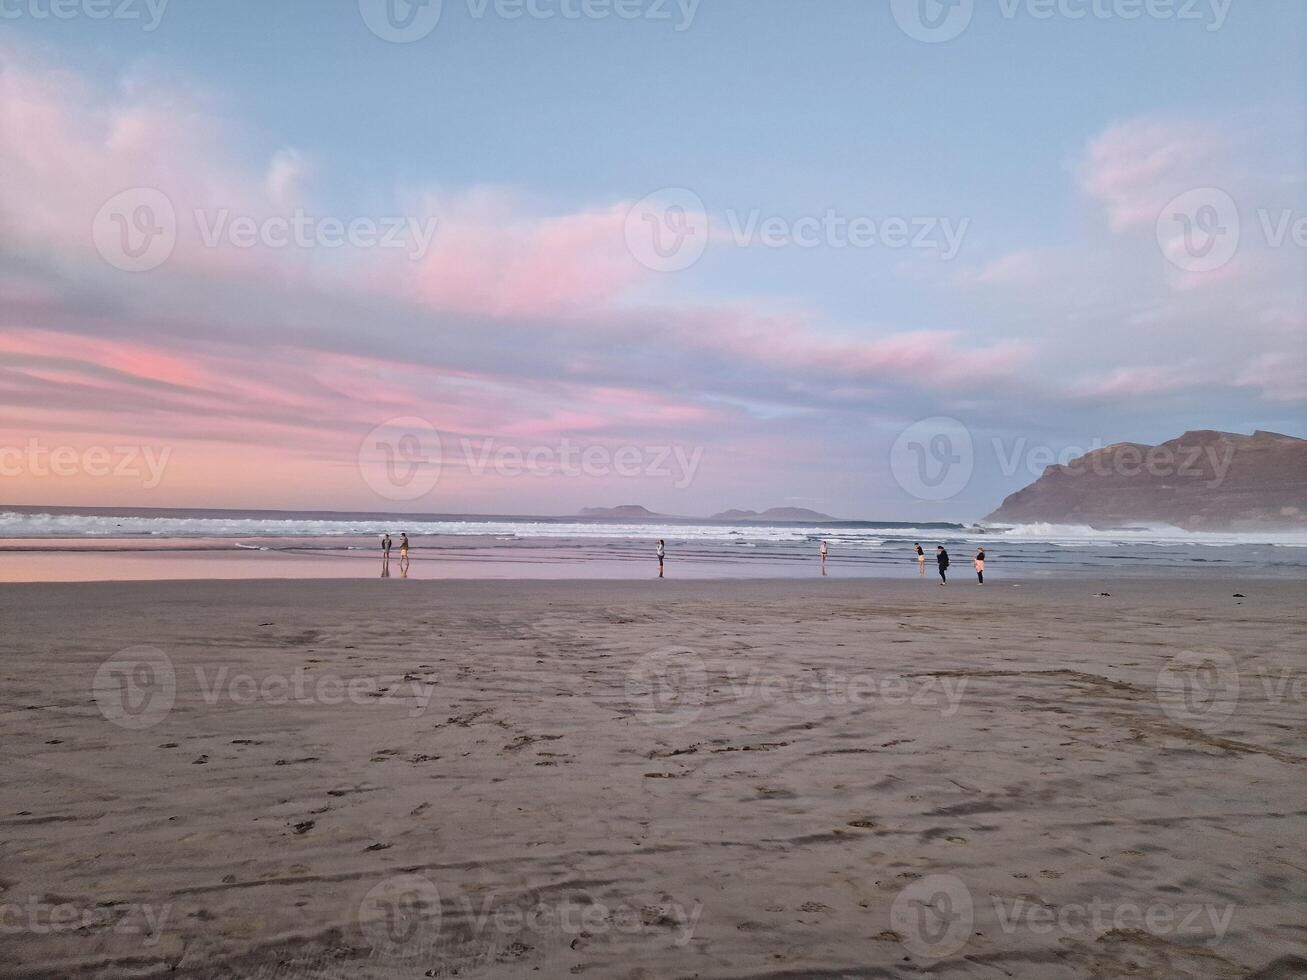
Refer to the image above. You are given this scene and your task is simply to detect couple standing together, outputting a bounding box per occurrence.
[915,543,985,585]
[381,533,410,562]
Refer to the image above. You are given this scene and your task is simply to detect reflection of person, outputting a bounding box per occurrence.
[915,543,925,576]
[936,545,949,585]
[820,540,828,576]
[974,547,986,585]
[656,539,665,578]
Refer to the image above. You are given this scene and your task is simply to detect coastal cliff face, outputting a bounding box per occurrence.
[986,430,1307,531]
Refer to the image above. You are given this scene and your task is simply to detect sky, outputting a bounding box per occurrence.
[1,0,1304,519]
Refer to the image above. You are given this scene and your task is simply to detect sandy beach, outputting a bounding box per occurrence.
[1,577,1304,979]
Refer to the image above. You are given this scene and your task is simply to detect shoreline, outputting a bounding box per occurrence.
[1,543,1302,585]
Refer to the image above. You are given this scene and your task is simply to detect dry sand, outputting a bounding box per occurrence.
[0,577,1304,979]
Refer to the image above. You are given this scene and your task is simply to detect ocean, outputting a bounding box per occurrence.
[1,506,1304,583]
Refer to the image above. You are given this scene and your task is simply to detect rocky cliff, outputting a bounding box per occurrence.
[986,430,1307,530]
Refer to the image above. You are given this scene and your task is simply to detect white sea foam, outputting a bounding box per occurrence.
[1,511,1303,548]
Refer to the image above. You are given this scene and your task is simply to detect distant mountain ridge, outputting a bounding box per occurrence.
[986,430,1307,531]
[577,505,664,519]
[710,507,838,522]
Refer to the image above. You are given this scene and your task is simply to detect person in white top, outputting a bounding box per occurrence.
[656,539,665,578]
[820,540,828,576]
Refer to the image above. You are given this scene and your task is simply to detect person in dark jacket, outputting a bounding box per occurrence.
[936,545,949,585]
[974,547,986,584]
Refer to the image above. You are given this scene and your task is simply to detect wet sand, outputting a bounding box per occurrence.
[0,577,1304,978]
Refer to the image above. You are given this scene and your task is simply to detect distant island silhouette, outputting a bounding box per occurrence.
[577,505,840,522]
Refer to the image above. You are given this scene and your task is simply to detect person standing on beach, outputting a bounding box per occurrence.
[820,539,828,576]
[974,547,985,584]
[936,545,949,585]
[382,533,392,558]
[656,539,665,578]
[399,533,409,563]
[915,543,925,576]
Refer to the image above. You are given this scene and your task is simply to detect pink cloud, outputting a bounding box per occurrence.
[1070,364,1195,399]
[1235,352,1307,403]
[1077,118,1221,231]
[404,198,642,315]
[956,249,1048,287]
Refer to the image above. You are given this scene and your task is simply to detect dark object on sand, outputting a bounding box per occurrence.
[1233,593,1246,598]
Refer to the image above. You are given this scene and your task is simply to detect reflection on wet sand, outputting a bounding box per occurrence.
[1,531,1304,583]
